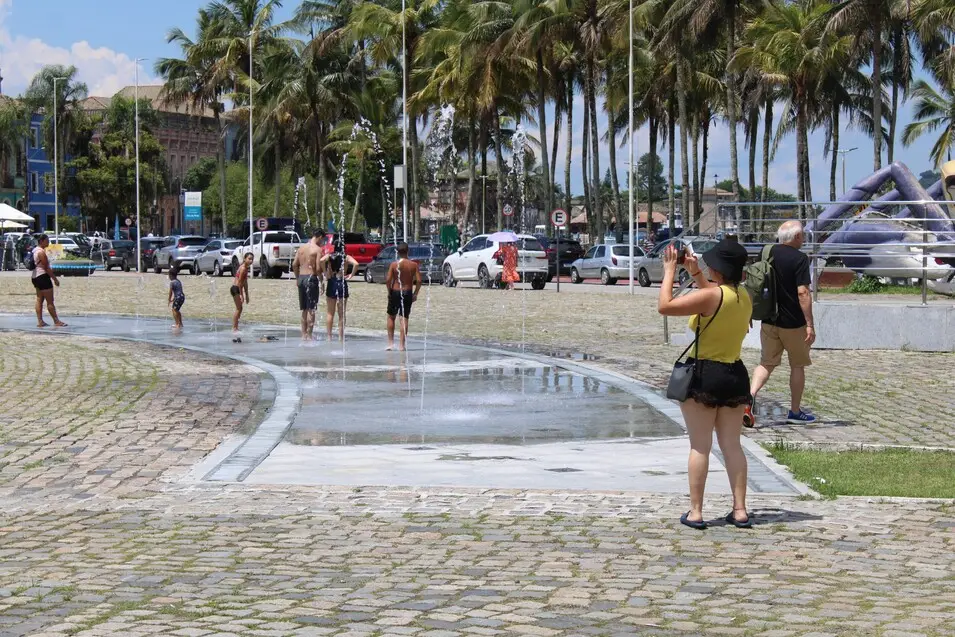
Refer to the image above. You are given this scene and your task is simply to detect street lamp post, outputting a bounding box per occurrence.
[401,0,408,243]
[248,30,255,248]
[480,174,488,235]
[135,58,145,272]
[837,147,858,196]
[51,76,66,236]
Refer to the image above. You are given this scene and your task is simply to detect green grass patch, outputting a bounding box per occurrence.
[823,276,941,297]
[766,443,955,498]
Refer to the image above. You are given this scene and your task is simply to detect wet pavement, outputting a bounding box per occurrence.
[0,313,801,494]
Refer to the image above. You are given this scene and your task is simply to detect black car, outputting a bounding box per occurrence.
[533,234,585,278]
[135,237,166,272]
[90,240,136,271]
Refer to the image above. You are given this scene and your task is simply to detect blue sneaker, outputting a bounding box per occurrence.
[787,410,816,424]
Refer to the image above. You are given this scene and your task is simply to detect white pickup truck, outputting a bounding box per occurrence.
[230,231,302,279]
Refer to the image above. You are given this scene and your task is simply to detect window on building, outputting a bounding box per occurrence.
[31,172,38,193]
[33,127,40,149]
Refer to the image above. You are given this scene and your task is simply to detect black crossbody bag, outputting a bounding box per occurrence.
[665,289,724,401]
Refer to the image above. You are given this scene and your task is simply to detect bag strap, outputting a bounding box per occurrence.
[761,243,774,262]
[675,287,725,363]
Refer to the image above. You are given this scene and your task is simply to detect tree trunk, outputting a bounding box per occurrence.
[581,87,592,221]
[318,142,326,231]
[748,105,758,236]
[349,158,365,232]
[564,82,573,217]
[700,114,710,217]
[551,91,561,197]
[608,124,623,232]
[796,104,811,215]
[871,19,883,171]
[676,61,691,233]
[480,118,489,233]
[215,110,228,235]
[668,103,676,234]
[726,0,740,200]
[830,104,840,201]
[761,97,772,236]
[464,114,477,236]
[273,144,281,217]
[536,49,552,215]
[410,115,421,240]
[493,106,506,231]
[888,31,901,165]
[691,115,700,223]
[587,56,603,240]
[648,116,658,222]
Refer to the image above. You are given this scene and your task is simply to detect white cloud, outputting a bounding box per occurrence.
[0,0,157,97]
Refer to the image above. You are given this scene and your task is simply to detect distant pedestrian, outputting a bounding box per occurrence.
[30,234,66,328]
[500,241,519,290]
[746,220,816,427]
[385,242,422,351]
[231,252,253,332]
[168,267,185,329]
[658,239,753,529]
[319,241,358,343]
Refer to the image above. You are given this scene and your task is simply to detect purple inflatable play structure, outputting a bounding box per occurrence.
[805,162,955,278]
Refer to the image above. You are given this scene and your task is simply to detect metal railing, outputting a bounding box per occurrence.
[662,200,955,343]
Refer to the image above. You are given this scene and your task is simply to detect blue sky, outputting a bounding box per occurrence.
[0,0,945,200]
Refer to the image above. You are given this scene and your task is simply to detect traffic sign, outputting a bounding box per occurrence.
[256,217,268,231]
[125,217,132,227]
[503,204,514,217]
[551,209,568,227]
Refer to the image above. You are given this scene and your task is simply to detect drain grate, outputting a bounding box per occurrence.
[546,467,582,473]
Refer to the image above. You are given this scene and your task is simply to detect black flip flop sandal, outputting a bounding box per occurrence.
[680,512,706,530]
[724,511,753,528]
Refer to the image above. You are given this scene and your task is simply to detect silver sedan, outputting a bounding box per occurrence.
[569,244,646,285]
[192,239,244,276]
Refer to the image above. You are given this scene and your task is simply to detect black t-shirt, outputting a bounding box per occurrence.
[764,244,810,329]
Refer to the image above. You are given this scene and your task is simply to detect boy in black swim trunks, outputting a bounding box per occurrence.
[232,252,253,331]
[385,242,422,351]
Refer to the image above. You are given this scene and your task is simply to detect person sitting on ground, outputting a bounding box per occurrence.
[385,242,422,351]
[30,234,66,328]
[658,238,753,530]
[167,266,185,329]
[745,220,816,427]
[231,252,253,332]
[319,241,359,343]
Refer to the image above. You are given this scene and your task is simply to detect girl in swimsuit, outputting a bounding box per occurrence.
[167,267,185,329]
[232,252,253,332]
[319,244,358,343]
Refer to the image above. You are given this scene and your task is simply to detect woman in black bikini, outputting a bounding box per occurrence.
[319,242,358,343]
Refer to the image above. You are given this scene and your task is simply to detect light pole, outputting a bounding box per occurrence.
[248,30,255,245]
[135,58,145,272]
[51,76,66,236]
[401,0,408,243]
[628,0,634,294]
[837,147,858,196]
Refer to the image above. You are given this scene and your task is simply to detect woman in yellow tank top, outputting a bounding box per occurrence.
[658,238,753,530]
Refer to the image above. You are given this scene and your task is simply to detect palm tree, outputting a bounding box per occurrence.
[24,65,89,219]
[902,77,955,167]
[0,99,28,209]
[156,8,231,234]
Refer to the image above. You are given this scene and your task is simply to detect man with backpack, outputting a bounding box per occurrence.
[743,220,815,427]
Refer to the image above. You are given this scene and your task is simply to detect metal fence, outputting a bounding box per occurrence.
[662,200,955,344]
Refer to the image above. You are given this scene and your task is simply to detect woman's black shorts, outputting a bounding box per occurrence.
[685,358,752,408]
[32,274,53,291]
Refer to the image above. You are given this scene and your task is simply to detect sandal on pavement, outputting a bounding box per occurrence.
[680,512,707,530]
[724,511,753,529]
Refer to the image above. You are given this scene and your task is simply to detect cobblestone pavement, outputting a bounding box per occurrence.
[1,326,954,635]
[3,274,949,448]
[0,333,260,503]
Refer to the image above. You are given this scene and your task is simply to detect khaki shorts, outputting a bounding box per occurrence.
[760,324,812,368]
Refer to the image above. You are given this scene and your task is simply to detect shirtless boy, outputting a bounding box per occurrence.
[385,242,422,351]
[292,229,325,340]
[231,252,253,332]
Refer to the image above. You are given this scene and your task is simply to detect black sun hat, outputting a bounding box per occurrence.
[701,238,749,282]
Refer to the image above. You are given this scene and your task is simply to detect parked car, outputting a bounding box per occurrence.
[192,239,244,276]
[364,243,449,284]
[321,232,383,274]
[442,234,549,290]
[230,231,302,278]
[90,240,136,271]
[135,237,166,272]
[49,236,88,258]
[569,244,647,285]
[533,234,586,278]
[153,235,208,274]
[635,236,719,287]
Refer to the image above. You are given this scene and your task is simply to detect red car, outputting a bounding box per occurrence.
[322,232,383,273]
